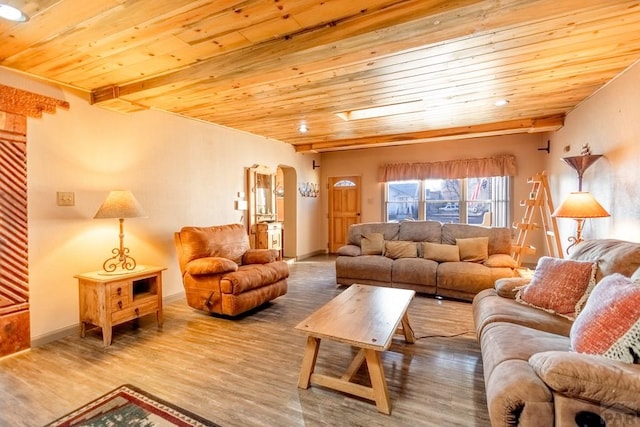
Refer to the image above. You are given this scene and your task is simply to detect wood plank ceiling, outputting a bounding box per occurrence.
[1,0,639,152]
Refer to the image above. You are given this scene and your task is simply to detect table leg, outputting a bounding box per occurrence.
[298,336,321,389]
[364,349,391,414]
[401,312,415,343]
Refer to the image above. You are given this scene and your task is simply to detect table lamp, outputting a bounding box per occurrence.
[552,191,609,253]
[94,190,147,273]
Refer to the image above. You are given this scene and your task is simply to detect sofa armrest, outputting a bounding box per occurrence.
[243,249,279,264]
[494,277,531,299]
[337,244,361,256]
[529,351,640,413]
[185,257,238,276]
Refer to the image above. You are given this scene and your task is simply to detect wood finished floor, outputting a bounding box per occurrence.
[0,256,490,427]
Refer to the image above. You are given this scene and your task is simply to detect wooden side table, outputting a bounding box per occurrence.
[75,266,165,347]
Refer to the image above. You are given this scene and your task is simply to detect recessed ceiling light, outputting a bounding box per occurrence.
[0,3,28,22]
[299,123,308,133]
[336,100,426,121]
[494,99,510,107]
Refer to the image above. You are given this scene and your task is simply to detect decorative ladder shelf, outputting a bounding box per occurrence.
[511,172,563,267]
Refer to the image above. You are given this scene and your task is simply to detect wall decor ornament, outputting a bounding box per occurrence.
[298,182,319,197]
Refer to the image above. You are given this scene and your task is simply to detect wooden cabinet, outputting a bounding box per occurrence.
[256,222,283,256]
[75,266,165,347]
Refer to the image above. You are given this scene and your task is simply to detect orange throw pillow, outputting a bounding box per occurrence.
[570,273,640,363]
[516,256,597,319]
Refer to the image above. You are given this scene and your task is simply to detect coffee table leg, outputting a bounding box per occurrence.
[298,336,321,389]
[364,349,391,414]
[401,312,415,343]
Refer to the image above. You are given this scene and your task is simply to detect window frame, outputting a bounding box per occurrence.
[384,177,511,226]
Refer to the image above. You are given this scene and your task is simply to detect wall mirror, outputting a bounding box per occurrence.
[247,164,277,228]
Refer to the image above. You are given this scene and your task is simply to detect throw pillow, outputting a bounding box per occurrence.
[456,237,489,262]
[516,256,597,319]
[384,241,418,259]
[570,273,640,363]
[422,242,460,262]
[361,233,385,255]
[483,254,518,268]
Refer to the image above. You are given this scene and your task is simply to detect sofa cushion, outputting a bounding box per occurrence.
[398,220,442,242]
[336,244,361,257]
[441,223,512,255]
[483,253,517,268]
[347,222,399,246]
[221,261,289,295]
[361,233,385,255]
[335,255,393,283]
[570,239,640,282]
[384,241,417,259]
[242,249,278,265]
[178,224,249,265]
[456,237,489,262]
[391,257,438,287]
[473,289,574,338]
[422,242,459,262]
[570,273,640,363]
[186,257,238,276]
[516,256,597,319]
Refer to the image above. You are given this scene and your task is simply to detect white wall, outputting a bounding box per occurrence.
[543,60,640,244]
[1,68,322,342]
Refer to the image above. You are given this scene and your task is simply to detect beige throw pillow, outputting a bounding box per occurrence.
[361,233,384,255]
[456,237,489,262]
[422,242,460,262]
[384,241,417,259]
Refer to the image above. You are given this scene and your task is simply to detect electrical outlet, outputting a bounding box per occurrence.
[57,192,75,206]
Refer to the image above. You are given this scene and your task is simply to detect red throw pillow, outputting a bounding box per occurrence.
[570,273,640,363]
[516,256,597,319]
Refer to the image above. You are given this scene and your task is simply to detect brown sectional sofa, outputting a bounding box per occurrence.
[473,239,640,426]
[335,220,517,301]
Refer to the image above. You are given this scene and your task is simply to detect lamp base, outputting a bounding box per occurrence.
[100,247,139,274]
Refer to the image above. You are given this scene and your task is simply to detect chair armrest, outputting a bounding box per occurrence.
[185,257,238,276]
[243,249,279,265]
[529,350,640,413]
[494,277,531,299]
[336,245,361,256]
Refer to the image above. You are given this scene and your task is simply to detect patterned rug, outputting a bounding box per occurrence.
[45,384,220,427]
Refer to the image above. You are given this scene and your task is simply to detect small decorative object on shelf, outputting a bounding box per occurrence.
[298,182,319,197]
[580,143,592,156]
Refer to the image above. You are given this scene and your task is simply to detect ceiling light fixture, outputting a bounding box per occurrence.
[299,123,308,133]
[336,100,426,121]
[0,3,28,22]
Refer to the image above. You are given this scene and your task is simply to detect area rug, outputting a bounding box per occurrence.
[45,384,220,427]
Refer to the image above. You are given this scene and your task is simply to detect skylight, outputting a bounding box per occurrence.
[336,100,426,121]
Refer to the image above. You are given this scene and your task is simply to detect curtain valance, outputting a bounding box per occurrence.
[378,154,517,182]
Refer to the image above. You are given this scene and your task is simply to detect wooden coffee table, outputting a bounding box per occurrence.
[295,284,415,414]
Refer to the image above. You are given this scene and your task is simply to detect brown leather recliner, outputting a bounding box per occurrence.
[174,223,288,316]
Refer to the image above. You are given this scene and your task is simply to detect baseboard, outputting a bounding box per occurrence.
[295,249,328,261]
[30,290,186,348]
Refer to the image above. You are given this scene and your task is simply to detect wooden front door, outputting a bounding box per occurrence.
[328,176,361,253]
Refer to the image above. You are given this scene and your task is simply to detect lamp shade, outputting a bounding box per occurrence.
[552,192,610,219]
[94,190,147,219]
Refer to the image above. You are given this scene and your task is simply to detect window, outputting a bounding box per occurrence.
[385,177,510,226]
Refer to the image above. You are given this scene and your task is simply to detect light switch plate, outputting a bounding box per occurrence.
[57,192,75,206]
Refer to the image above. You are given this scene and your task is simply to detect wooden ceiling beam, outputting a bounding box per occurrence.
[294,115,565,153]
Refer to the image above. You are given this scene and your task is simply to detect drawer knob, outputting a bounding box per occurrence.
[135,308,140,317]
[117,287,122,296]
[117,301,122,309]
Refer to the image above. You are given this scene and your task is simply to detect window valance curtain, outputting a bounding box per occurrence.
[378,154,517,182]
